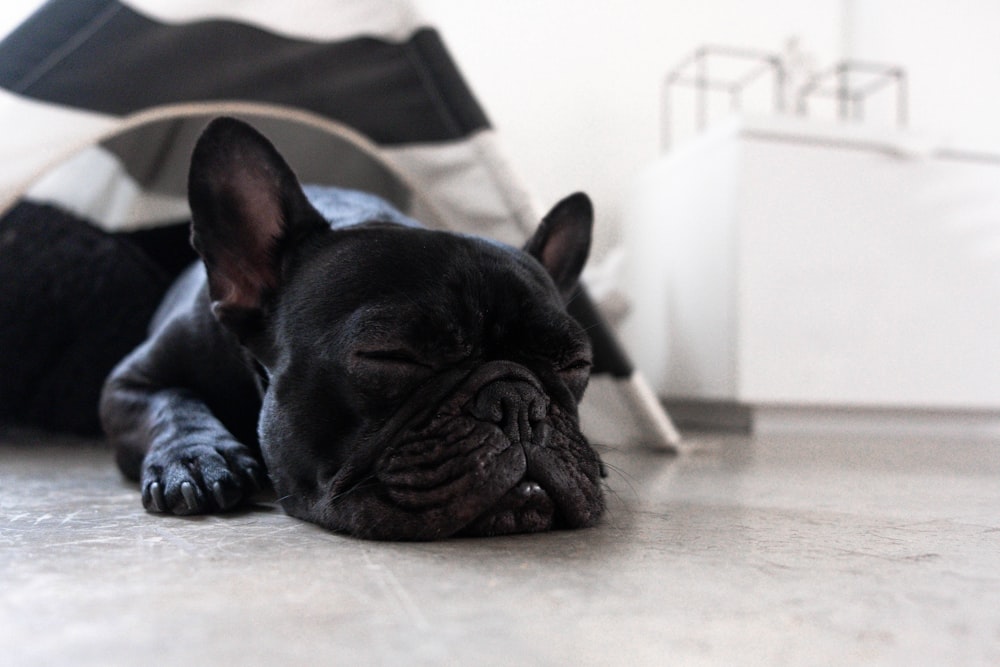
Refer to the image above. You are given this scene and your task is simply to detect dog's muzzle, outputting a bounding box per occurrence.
[373,361,603,538]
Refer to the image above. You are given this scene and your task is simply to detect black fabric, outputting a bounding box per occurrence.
[0,202,175,434]
[117,222,198,280]
[0,0,490,145]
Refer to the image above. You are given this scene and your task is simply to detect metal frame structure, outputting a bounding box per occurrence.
[661,46,786,151]
[795,60,908,127]
[661,46,908,151]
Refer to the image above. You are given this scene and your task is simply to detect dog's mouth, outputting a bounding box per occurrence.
[302,361,605,540]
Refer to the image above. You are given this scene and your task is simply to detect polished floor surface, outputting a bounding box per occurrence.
[2,426,998,665]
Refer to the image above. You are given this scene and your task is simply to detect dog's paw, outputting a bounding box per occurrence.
[140,439,268,515]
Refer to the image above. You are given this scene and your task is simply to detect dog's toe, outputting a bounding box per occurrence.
[212,481,227,508]
[158,472,208,515]
[180,481,199,512]
[141,476,203,514]
[144,481,167,513]
[209,477,246,511]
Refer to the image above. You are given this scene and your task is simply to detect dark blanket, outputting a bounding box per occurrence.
[0,202,194,434]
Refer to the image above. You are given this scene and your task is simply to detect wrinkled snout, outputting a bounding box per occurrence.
[370,361,604,538]
[283,361,605,540]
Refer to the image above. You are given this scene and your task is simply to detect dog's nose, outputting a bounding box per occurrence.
[469,379,550,445]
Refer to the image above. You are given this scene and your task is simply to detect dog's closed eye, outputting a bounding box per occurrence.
[354,349,430,368]
[559,358,592,373]
[347,349,435,401]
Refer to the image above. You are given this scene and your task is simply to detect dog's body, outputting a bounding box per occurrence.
[97,118,604,540]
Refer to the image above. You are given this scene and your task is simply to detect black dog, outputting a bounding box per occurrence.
[98,117,604,540]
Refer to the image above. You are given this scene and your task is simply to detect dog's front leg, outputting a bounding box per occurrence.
[100,331,267,515]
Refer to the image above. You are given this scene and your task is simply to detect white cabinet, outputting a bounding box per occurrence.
[623,116,1000,414]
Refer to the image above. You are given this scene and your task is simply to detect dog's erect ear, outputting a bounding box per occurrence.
[188,117,326,332]
[524,192,593,297]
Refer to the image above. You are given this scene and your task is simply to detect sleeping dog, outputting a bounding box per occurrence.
[98,117,605,540]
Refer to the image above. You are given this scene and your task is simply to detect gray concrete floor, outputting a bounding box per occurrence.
[2,426,998,666]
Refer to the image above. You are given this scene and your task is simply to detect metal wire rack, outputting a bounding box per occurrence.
[661,46,907,151]
[795,60,907,126]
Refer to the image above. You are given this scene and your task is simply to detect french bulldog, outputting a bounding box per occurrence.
[99,117,605,540]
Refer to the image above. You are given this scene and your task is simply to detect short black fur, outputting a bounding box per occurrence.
[10,117,604,541]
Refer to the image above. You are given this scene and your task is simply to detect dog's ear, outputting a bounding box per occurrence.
[188,117,326,333]
[524,192,593,298]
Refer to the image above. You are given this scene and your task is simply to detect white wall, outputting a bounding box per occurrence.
[0,2,36,33]
[845,0,1000,149]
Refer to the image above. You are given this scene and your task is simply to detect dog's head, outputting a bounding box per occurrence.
[188,118,604,540]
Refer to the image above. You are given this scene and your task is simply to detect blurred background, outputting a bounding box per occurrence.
[3,1,998,433]
[394,2,1000,263]
[6,1,998,257]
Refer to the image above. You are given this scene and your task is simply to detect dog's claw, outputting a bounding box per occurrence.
[212,481,226,508]
[149,482,165,512]
[245,467,265,491]
[140,440,264,515]
[180,481,197,511]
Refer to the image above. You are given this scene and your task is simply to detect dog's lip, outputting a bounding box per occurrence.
[458,476,560,537]
[502,477,553,513]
